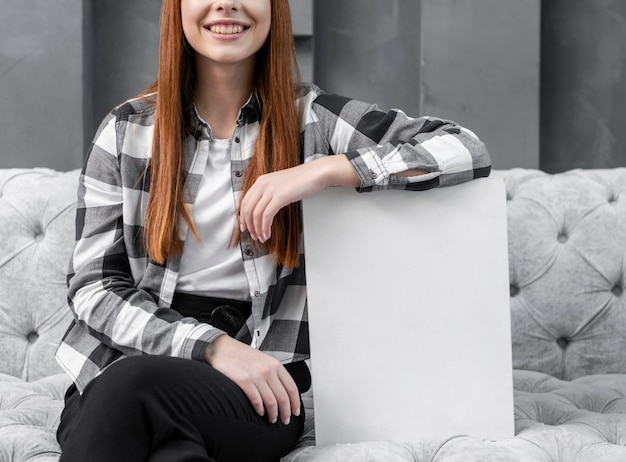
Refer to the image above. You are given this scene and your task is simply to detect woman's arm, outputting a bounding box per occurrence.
[311,92,491,192]
[239,90,490,241]
[68,109,222,361]
[238,154,359,242]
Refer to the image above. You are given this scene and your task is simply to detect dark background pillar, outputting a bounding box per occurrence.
[313,0,422,118]
[88,0,161,146]
[541,0,626,172]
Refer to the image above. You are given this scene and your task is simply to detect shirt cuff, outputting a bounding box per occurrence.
[180,324,227,362]
[345,148,389,190]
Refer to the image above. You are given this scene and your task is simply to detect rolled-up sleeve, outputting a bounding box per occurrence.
[310,93,491,192]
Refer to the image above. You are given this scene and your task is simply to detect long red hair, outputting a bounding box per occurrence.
[142,0,302,267]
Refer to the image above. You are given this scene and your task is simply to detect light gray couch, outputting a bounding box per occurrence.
[1,167,625,461]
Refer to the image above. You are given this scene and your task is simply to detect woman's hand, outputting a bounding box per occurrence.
[239,154,361,242]
[204,335,300,425]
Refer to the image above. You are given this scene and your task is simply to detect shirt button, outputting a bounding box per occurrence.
[234,137,241,143]
[370,170,379,179]
[254,291,261,297]
[245,248,253,257]
[235,170,243,177]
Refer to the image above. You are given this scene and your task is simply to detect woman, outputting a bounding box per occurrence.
[55,0,491,460]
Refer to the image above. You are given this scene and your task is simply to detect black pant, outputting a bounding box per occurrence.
[57,355,305,462]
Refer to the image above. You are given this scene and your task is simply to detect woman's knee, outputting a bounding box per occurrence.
[81,356,186,411]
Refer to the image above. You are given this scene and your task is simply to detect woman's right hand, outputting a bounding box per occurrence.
[203,335,301,425]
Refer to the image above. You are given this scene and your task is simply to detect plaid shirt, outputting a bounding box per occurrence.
[55,83,491,392]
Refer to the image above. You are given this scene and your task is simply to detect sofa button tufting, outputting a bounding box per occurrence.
[26,332,39,343]
[557,232,568,243]
[35,232,45,242]
[612,286,623,297]
[510,285,520,297]
[556,337,569,349]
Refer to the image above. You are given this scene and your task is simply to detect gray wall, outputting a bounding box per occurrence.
[420,0,540,170]
[541,0,626,172]
[314,0,540,170]
[0,0,85,170]
[3,1,625,172]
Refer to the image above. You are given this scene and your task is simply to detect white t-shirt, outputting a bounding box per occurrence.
[177,138,251,301]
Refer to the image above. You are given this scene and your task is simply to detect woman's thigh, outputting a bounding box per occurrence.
[58,355,305,462]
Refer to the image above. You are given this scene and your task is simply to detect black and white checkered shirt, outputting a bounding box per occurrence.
[55,83,491,392]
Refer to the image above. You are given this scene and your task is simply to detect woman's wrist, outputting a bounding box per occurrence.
[316,154,361,188]
[203,333,230,365]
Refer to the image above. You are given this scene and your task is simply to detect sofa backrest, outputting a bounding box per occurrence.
[495,168,626,380]
[0,168,80,381]
[0,167,624,382]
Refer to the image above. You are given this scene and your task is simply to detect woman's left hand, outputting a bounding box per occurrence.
[239,155,360,242]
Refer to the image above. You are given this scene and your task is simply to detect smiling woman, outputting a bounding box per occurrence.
[53,0,491,461]
[181,0,271,66]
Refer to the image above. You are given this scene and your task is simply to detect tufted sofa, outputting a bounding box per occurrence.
[1,167,625,462]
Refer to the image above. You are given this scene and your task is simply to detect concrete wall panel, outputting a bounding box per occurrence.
[421,0,540,169]
[0,0,84,169]
[314,0,540,170]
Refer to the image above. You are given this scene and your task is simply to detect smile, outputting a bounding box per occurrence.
[207,24,248,35]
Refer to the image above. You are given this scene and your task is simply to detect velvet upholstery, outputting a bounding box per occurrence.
[0,169,76,462]
[0,167,624,461]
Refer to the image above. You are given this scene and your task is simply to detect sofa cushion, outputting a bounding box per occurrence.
[0,372,70,462]
[496,168,626,380]
[0,169,79,381]
[284,370,626,462]
[1,167,625,462]
[3,369,626,462]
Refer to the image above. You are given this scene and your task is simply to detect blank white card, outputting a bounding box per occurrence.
[302,178,514,446]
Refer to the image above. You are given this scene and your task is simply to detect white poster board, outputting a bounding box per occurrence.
[302,178,514,446]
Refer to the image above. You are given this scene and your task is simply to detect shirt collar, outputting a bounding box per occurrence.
[189,92,262,139]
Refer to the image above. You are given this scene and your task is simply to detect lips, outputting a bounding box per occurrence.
[206,23,249,35]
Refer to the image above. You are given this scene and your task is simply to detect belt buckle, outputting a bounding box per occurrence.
[210,305,244,335]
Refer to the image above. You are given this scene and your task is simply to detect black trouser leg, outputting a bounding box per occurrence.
[57,355,305,462]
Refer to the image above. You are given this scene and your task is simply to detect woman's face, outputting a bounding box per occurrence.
[181,0,271,68]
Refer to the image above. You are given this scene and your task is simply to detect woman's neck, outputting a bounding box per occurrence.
[194,59,255,140]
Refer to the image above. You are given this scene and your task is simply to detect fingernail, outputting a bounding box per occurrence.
[295,408,301,417]
[270,417,277,424]
[284,417,291,426]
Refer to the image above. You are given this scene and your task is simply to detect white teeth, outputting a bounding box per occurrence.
[209,24,245,35]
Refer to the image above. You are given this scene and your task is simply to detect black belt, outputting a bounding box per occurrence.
[171,291,311,393]
[171,292,252,336]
